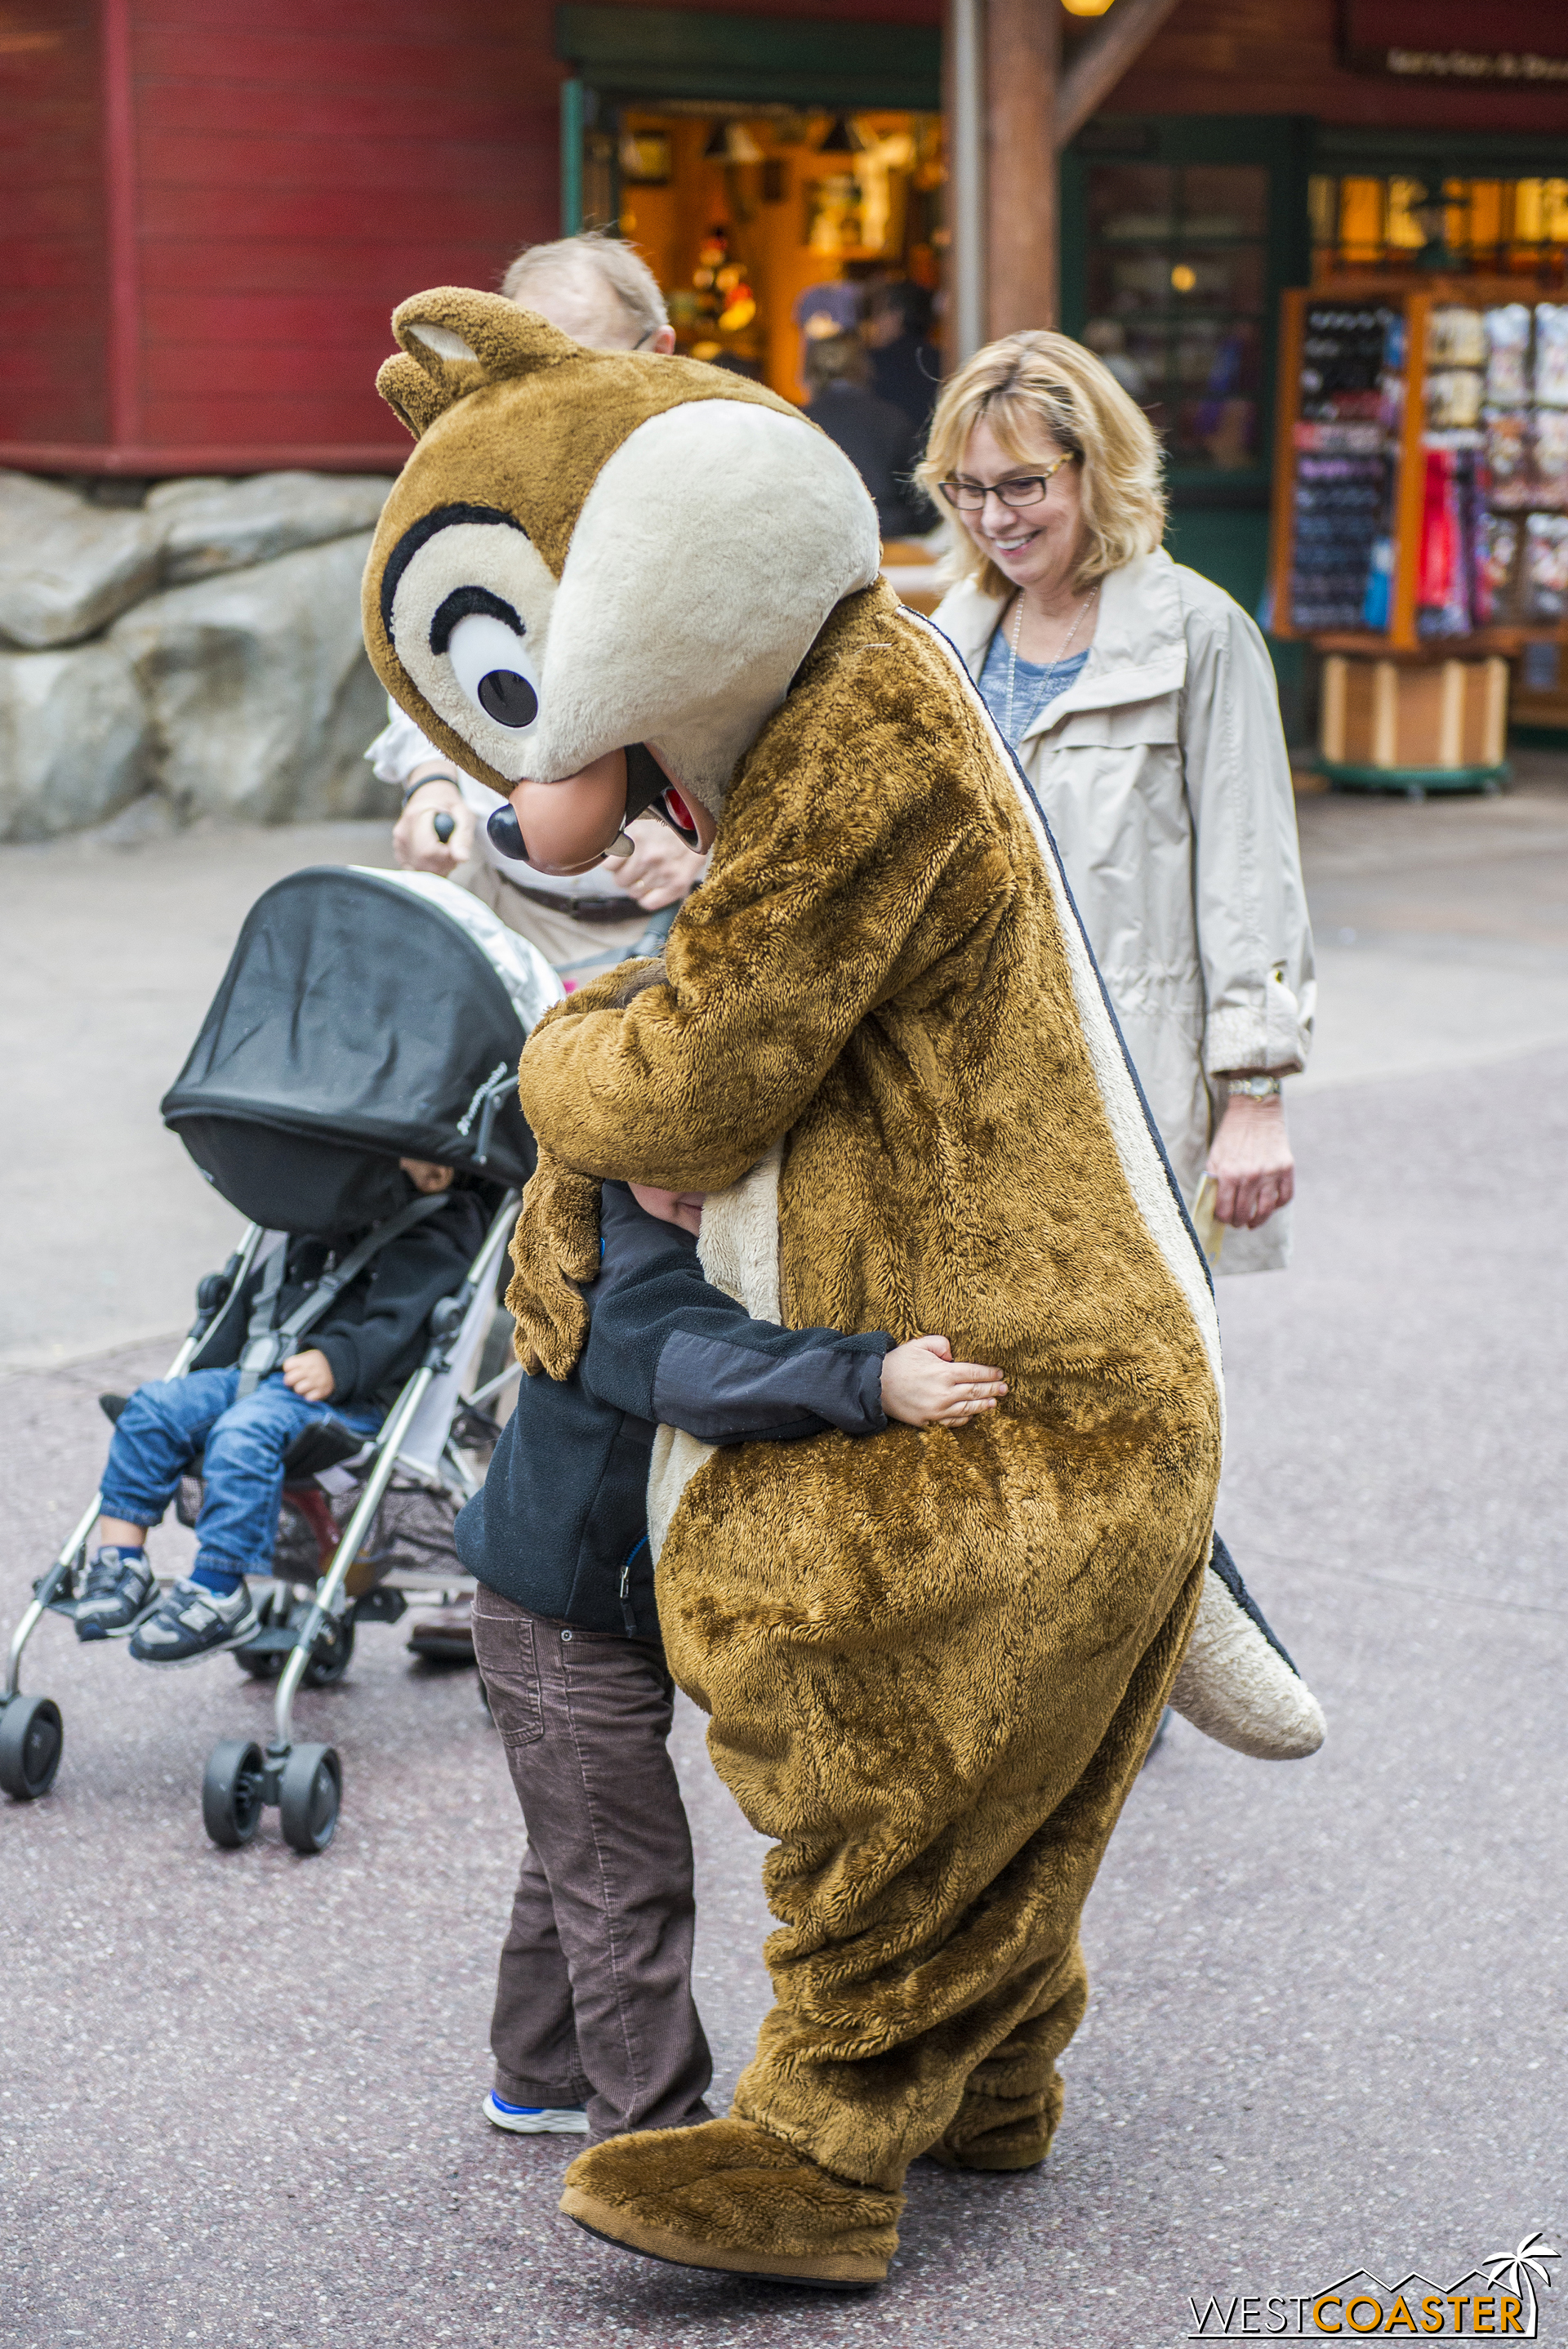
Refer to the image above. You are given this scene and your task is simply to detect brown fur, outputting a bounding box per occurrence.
[514,582,1221,2193]
[503,1150,600,1379]
[562,2118,901,2284]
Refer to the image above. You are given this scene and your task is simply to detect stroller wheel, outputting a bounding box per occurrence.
[0,1694,64,1801]
[234,1645,283,1681]
[203,1739,267,1848]
[279,1743,341,1855]
[234,1585,284,1678]
[300,1609,355,1689]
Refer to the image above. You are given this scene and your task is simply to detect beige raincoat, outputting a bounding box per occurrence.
[934,549,1315,1273]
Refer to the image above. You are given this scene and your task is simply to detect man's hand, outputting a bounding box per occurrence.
[881,1334,1008,1428]
[611,817,708,910]
[1206,1093,1295,1229]
[392,772,475,876]
[282,1348,336,1402]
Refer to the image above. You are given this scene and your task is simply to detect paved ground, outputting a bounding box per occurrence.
[2,778,1566,2347]
[0,815,396,1371]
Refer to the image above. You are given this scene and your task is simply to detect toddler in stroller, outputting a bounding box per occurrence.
[0,863,562,1848]
[79,1156,487,1665]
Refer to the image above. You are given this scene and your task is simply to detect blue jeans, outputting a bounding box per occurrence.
[99,1368,382,1579]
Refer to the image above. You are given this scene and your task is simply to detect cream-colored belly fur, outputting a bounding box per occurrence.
[646,1138,782,1565]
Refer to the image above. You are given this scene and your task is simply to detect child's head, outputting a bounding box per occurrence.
[629,1182,705,1237]
[400,1157,455,1195]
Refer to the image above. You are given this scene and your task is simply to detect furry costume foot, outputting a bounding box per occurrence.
[923,2035,1068,2173]
[559,2117,900,2289]
[923,2098,1057,2173]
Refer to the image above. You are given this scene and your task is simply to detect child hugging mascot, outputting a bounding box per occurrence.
[363,291,1324,2293]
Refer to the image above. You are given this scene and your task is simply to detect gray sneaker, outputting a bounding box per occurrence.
[130,1576,257,1665]
[74,1547,157,1642]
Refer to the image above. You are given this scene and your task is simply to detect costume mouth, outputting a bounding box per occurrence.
[486,747,713,872]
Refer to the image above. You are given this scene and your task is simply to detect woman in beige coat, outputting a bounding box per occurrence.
[923,334,1313,1272]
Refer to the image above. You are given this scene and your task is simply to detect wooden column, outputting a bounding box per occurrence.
[985,0,1060,337]
[944,0,987,365]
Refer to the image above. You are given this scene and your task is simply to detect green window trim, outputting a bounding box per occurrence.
[554,6,942,111]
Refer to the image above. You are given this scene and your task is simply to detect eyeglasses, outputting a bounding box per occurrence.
[938,452,1075,512]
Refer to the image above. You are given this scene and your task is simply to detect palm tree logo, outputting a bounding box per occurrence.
[1482,2234,1559,2336]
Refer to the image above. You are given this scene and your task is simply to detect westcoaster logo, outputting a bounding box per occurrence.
[1187,2235,1560,2339]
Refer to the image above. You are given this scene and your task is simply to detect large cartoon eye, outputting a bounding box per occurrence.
[381,506,557,780]
[433,595,540,731]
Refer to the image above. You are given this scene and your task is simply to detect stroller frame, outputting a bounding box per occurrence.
[1,1192,520,1854]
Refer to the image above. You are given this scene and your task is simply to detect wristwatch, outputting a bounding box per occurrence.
[1226,1074,1282,1100]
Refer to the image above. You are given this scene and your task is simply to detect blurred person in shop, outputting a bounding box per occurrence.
[803,332,929,541]
[368,230,707,1662]
[863,275,942,435]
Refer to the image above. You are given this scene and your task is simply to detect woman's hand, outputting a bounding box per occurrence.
[881,1334,1008,1427]
[393,770,475,876]
[282,1348,336,1402]
[1206,1094,1295,1230]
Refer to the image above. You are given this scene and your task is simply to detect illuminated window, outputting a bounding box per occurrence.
[1312,172,1568,283]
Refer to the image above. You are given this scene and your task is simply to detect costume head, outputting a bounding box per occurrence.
[363,288,880,871]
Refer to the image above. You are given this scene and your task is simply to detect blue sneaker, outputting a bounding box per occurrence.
[74,1548,157,1641]
[130,1576,257,1665]
[483,2092,588,2136]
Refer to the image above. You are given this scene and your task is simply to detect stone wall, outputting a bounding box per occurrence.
[0,470,398,841]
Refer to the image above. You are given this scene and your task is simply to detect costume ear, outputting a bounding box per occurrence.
[376,287,584,438]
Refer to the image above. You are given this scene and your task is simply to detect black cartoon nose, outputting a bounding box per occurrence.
[487,805,528,861]
[477,669,538,729]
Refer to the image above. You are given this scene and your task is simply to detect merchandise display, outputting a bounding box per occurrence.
[1275,280,1568,649]
[1286,305,1398,631]
[1523,512,1568,619]
[1534,304,1568,407]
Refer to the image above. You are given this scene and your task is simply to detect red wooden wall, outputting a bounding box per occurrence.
[1,0,562,475]
[2,2,110,451]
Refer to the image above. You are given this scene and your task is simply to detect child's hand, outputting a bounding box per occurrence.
[282,1348,336,1402]
[880,1335,1007,1428]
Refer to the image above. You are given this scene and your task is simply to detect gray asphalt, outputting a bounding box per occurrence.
[2,778,1566,2347]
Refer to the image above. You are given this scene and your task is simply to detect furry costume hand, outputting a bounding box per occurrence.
[506,1147,600,1380]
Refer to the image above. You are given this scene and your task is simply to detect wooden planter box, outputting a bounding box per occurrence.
[1320,651,1508,791]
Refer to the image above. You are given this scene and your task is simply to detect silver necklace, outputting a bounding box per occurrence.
[1004,586,1095,743]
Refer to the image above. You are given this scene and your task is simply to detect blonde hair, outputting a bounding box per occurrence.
[501,231,669,348]
[916,331,1165,598]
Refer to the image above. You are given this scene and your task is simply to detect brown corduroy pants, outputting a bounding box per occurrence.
[472,1586,714,2142]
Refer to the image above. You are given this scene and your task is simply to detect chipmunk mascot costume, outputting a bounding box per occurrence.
[363,291,1324,2292]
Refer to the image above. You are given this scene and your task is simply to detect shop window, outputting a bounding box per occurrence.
[1310,175,1568,283]
[607,108,944,405]
[1081,162,1269,471]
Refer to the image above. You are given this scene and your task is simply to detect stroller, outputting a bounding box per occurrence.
[0,866,561,1853]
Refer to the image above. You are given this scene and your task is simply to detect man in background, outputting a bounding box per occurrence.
[864,275,942,437]
[802,331,928,540]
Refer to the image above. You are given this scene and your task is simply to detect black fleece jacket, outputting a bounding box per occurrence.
[200,1184,488,1411]
[455,1182,891,1639]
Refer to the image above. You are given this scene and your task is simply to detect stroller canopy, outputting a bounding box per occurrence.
[163,867,564,1234]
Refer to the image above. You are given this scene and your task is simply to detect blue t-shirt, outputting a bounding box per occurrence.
[977,630,1089,751]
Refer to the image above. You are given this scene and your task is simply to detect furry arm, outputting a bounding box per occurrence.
[506,1148,602,1379]
[515,599,1013,1191]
